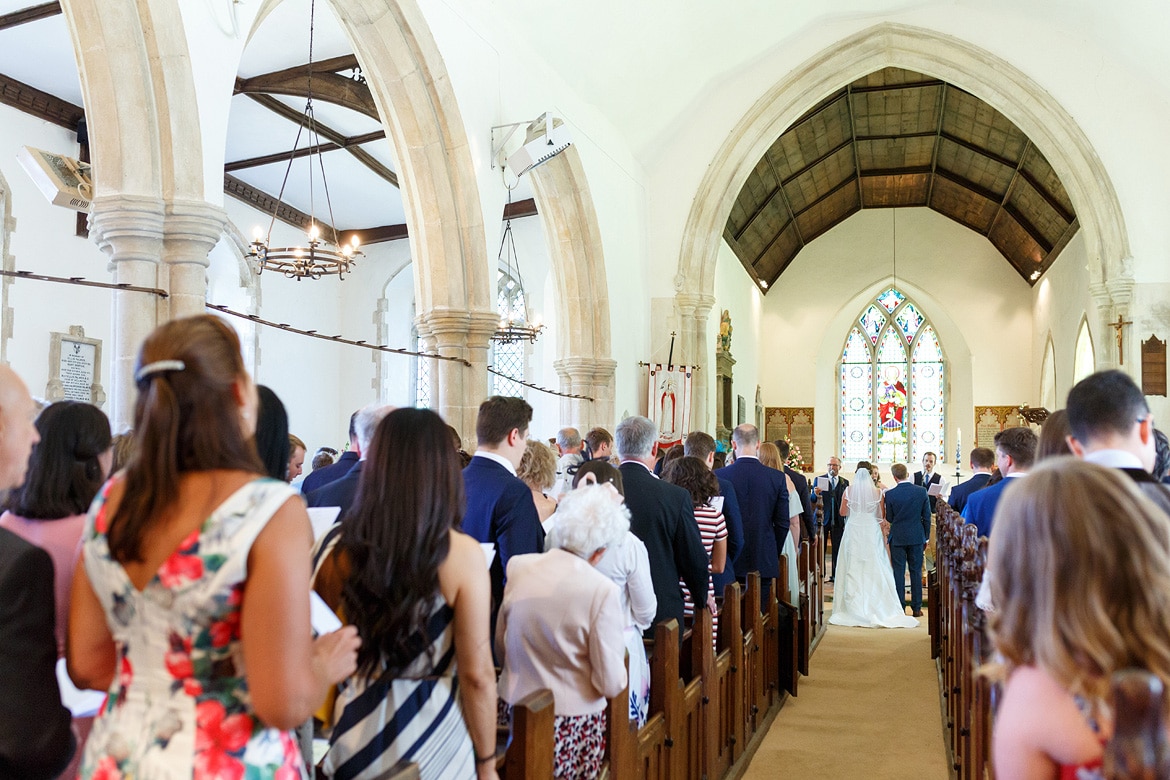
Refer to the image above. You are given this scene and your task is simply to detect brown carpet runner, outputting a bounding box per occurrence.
[741,603,949,779]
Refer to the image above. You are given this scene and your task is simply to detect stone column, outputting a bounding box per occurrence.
[162,199,226,319]
[89,195,166,430]
[554,356,618,432]
[676,292,715,434]
[416,307,497,444]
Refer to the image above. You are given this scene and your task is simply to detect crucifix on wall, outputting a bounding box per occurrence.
[1112,314,1133,365]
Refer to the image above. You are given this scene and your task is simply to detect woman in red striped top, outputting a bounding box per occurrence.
[663,456,727,649]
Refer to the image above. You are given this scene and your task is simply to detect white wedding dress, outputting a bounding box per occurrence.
[829,469,919,629]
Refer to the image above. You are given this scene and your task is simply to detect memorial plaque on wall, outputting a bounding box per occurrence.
[764,406,815,471]
[1142,335,1167,396]
[46,326,106,408]
[973,406,1028,449]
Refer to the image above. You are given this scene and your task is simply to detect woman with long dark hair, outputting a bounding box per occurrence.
[314,408,499,780]
[2,400,111,656]
[68,315,360,778]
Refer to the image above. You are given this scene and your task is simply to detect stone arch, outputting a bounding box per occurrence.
[676,22,1129,299]
[675,22,1130,430]
[252,0,494,436]
[526,144,616,429]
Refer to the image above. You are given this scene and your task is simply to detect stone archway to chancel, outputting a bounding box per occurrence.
[251,0,496,442]
[673,21,1133,432]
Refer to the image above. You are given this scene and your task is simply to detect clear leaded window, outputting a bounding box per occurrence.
[840,288,945,463]
[414,331,432,408]
[491,269,526,397]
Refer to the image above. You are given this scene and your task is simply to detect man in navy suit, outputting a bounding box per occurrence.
[684,430,744,600]
[813,456,849,580]
[884,463,932,616]
[776,439,814,540]
[306,403,392,518]
[618,416,709,635]
[715,423,793,604]
[946,447,995,514]
[962,427,1037,538]
[301,410,361,494]
[462,396,544,617]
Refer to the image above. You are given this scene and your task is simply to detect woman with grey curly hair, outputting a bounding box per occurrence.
[497,485,629,780]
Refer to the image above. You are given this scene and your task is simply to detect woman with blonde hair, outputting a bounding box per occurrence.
[989,458,1170,779]
[759,441,803,602]
[517,439,558,527]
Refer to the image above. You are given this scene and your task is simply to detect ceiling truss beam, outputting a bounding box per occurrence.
[224,129,385,172]
[244,93,398,188]
[235,54,380,120]
[0,1,60,31]
[0,70,81,130]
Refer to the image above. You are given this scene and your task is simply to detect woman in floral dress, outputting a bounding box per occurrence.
[68,315,360,779]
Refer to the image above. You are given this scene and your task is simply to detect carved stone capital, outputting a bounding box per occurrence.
[415,307,498,350]
[89,194,166,265]
[162,199,227,268]
[1106,276,1135,309]
[553,356,618,385]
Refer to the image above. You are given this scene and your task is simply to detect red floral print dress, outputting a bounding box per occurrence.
[79,478,305,780]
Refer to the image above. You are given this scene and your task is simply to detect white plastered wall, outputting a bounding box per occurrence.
[0,103,113,403]
[1031,232,1094,412]
[708,240,763,436]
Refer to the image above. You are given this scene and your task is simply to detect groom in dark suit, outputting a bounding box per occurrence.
[883,463,931,616]
[946,447,995,514]
[813,456,848,580]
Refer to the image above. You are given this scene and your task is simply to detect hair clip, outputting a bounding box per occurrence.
[135,360,186,383]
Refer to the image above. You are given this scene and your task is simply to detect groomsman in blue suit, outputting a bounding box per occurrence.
[883,463,931,616]
[716,423,793,604]
[462,396,545,620]
[961,428,1037,538]
[946,447,995,515]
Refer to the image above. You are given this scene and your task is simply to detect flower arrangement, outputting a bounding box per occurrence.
[783,436,805,471]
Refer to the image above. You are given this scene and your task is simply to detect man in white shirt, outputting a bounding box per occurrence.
[1066,369,1170,517]
[914,451,949,515]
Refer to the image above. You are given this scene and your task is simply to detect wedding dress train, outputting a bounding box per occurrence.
[829,470,918,629]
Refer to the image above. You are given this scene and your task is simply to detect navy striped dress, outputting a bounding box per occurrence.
[321,598,476,780]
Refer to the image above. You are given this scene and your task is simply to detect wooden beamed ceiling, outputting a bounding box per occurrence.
[0,30,538,246]
[725,67,1079,289]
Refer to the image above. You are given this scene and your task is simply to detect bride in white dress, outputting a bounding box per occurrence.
[828,466,919,629]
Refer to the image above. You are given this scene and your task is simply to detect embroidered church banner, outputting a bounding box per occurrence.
[647,364,693,449]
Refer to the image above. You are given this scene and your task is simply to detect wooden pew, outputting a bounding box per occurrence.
[502,567,821,779]
[503,690,555,779]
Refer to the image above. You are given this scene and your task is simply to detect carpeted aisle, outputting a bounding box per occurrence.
[742,604,949,779]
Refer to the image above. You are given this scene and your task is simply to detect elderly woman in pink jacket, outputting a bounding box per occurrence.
[497,484,629,780]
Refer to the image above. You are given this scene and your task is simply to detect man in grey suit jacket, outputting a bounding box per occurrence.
[883,463,931,617]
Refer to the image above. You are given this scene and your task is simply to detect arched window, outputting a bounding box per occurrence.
[1040,337,1057,411]
[1073,318,1095,383]
[840,288,945,463]
[413,328,432,408]
[491,268,527,397]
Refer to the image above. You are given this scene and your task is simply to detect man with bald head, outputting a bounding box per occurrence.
[0,366,76,776]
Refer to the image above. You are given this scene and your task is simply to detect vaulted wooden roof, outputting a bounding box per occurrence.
[724,67,1079,289]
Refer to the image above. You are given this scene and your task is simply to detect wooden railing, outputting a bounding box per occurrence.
[501,534,827,779]
[929,503,994,780]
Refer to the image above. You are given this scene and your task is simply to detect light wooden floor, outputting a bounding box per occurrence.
[742,603,949,779]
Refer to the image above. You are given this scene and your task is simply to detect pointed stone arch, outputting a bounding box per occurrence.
[251,0,494,436]
[676,22,1131,428]
[526,144,616,429]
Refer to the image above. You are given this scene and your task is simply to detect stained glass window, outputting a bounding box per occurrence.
[910,327,944,462]
[838,290,945,464]
[840,329,873,461]
[860,304,886,345]
[491,269,527,397]
[877,287,905,313]
[895,303,923,342]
